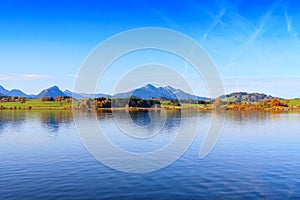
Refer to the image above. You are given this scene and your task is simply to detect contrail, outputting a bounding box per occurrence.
[284,8,299,47]
[247,0,282,43]
[201,8,226,43]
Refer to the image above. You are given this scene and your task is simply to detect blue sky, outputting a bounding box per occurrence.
[0,0,300,98]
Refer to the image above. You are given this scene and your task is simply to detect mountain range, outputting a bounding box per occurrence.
[0,85,65,99]
[0,84,209,100]
[0,84,283,102]
[113,84,209,100]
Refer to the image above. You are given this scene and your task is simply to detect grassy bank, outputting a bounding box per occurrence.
[0,99,73,110]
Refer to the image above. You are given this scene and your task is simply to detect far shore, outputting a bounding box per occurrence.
[1,98,300,113]
[1,104,300,113]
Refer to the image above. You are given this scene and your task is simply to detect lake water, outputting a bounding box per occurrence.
[1,110,300,199]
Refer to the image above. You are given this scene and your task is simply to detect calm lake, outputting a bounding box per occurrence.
[0,110,300,199]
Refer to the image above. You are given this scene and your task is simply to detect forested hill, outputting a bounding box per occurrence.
[219,92,278,103]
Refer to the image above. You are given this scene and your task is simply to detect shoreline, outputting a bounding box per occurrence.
[1,99,300,112]
[0,106,299,113]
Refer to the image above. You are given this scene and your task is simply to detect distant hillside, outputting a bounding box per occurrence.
[35,86,66,98]
[64,90,83,99]
[0,85,9,95]
[7,89,30,98]
[113,84,209,100]
[219,92,277,103]
[64,90,111,99]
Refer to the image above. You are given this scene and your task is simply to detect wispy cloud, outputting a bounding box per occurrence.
[247,0,282,43]
[66,73,78,77]
[137,0,178,28]
[151,8,178,28]
[201,8,226,43]
[20,74,53,79]
[0,74,54,81]
[284,8,299,46]
[214,0,284,73]
[181,61,189,76]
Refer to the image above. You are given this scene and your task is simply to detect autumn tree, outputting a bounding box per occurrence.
[42,97,50,101]
[270,98,281,107]
[214,98,222,109]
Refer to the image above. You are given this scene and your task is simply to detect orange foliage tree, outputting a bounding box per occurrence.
[270,99,281,107]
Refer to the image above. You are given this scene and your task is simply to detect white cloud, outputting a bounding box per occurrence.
[0,74,54,81]
[20,74,53,79]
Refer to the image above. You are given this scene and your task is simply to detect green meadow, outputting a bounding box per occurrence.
[0,99,73,110]
[287,99,300,107]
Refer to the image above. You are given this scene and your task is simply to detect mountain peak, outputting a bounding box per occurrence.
[48,85,60,90]
[144,84,156,89]
[6,89,29,97]
[0,85,9,95]
[36,85,65,98]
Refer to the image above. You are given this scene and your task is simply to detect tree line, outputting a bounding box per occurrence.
[77,97,161,110]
